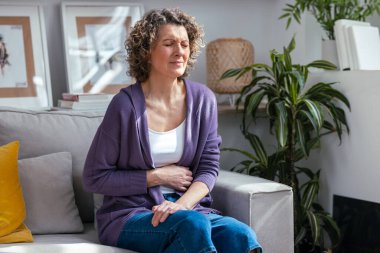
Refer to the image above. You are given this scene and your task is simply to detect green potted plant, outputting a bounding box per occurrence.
[221,37,350,253]
[280,0,380,40]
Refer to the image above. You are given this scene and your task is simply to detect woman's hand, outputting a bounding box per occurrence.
[151,200,187,227]
[148,165,193,191]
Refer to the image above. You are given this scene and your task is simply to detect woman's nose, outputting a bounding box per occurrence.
[174,43,184,55]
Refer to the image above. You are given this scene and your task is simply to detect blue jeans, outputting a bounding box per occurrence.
[117,194,262,253]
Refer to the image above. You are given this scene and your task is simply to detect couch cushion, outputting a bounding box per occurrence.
[18,152,83,234]
[0,108,104,222]
[0,223,136,253]
[0,224,33,244]
[0,141,33,243]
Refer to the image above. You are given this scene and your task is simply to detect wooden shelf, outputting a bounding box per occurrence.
[217,104,244,113]
[217,103,266,114]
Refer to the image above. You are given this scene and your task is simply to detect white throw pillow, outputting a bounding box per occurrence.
[18,152,83,234]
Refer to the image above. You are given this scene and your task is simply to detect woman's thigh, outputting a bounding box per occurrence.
[117,211,167,253]
[117,210,215,253]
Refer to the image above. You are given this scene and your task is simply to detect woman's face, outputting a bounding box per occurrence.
[149,24,190,80]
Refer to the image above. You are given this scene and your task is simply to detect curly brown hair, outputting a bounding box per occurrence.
[125,8,204,82]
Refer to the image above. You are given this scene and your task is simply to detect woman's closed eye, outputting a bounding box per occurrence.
[163,41,189,48]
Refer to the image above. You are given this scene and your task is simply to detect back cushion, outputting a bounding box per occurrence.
[0,108,104,222]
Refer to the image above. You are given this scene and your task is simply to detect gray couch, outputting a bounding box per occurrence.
[0,108,294,253]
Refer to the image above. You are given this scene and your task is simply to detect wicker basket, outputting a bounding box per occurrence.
[206,38,254,94]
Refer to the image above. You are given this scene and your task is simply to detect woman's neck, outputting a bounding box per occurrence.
[142,76,183,103]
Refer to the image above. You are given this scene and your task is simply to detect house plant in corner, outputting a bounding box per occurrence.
[280,0,380,40]
[221,37,350,253]
[280,0,380,66]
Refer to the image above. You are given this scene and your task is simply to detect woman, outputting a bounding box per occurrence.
[83,8,262,253]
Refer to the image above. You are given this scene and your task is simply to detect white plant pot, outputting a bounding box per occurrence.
[321,40,339,68]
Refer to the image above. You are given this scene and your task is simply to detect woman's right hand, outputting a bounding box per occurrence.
[147,165,193,191]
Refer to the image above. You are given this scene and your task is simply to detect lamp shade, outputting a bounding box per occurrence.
[206,38,254,94]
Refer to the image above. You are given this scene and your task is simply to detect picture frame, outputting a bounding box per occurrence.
[61,2,144,94]
[0,3,52,108]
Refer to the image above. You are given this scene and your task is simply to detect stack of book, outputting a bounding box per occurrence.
[57,93,113,111]
[334,19,380,70]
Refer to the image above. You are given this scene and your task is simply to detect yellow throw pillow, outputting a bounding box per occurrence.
[0,141,33,243]
[0,224,33,243]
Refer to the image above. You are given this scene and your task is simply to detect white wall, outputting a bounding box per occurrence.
[7,0,309,104]
[307,71,380,213]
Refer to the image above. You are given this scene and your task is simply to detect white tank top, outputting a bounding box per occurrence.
[148,120,186,194]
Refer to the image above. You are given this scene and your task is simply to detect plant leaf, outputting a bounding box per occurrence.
[275,101,288,148]
[296,166,315,179]
[318,213,341,247]
[287,35,296,53]
[296,119,308,157]
[230,160,252,173]
[307,60,337,70]
[305,82,335,97]
[303,99,323,129]
[306,210,322,246]
[279,13,290,19]
[221,68,243,79]
[235,65,254,81]
[221,147,258,161]
[301,172,320,210]
[324,87,351,110]
[288,70,304,103]
[245,132,268,167]
[295,227,307,245]
[246,89,267,119]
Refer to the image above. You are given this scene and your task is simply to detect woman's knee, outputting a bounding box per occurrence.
[230,219,256,240]
[173,210,211,232]
[167,211,215,252]
[212,216,257,242]
[211,216,261,253]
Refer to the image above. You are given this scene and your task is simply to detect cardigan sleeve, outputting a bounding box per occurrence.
[82,96,148,197]
[192,92,222,192]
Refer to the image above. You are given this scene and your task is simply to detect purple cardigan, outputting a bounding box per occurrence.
[83,80,222,246]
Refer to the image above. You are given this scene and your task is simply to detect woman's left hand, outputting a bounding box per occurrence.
[151,200,187,227]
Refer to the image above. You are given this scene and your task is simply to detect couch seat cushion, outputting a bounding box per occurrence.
[0,223,135,253]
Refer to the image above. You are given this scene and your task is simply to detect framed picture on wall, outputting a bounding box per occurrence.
[0,3,52,109]
[61,2,144,94]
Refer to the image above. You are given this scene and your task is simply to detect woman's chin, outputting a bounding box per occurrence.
[170,70,186,79]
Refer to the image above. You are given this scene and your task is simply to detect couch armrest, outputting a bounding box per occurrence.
[212,170,294,253]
